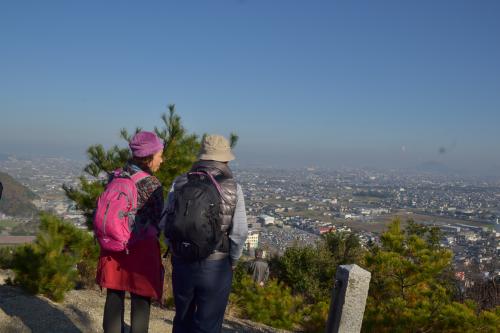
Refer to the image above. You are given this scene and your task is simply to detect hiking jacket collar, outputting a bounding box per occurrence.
[191,160,233,179]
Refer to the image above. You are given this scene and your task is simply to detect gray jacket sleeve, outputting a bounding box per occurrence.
[229,184,248,265]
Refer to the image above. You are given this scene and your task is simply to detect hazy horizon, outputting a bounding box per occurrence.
[1,145,499,179]
[1,1,499,175]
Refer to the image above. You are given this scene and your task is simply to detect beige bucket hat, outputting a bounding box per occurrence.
[198,134,235,162]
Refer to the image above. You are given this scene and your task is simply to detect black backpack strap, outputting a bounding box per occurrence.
[188,171,223,196]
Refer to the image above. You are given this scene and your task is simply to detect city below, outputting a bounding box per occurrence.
[0,154,499,290]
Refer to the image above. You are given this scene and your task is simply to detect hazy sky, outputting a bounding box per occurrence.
[1,1,499,173]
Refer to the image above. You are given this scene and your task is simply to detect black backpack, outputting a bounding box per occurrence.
[164,171,224,261]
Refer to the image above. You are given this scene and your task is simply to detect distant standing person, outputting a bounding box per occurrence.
[0,181,3,200]
[249,248,269,286]
[163,134,248,333]
[95,131,165,333]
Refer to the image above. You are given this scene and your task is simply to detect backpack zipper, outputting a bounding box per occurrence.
[184,200,191,216]
[102,201,111,238]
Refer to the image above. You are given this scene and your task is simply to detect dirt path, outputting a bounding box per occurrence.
[0,270,286,333]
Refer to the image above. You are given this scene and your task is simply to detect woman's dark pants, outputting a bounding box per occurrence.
[103,289,151,333]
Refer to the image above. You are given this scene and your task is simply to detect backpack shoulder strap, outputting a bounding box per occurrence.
[130,170,149,184]
[188,171,223,196]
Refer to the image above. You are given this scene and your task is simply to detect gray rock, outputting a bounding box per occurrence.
[326,264,371,333]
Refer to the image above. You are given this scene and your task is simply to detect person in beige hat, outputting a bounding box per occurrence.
[162,134,248,333]
[197,134,235,162]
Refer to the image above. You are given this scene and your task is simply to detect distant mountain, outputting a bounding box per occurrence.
[0,171,39,218]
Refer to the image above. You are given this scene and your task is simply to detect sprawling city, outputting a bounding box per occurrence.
[1,154,499,294]
[1,1,499,331]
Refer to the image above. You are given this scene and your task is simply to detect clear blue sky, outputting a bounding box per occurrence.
[1,1,499,173]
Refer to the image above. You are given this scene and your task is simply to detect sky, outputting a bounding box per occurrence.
[1,0,499,173]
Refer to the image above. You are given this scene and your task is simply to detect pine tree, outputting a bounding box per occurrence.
[323,231,364,265]
[231,274,303,330]
[10,213,94,302]
[270,242,335,303]
[63,104,238,229]
[362,218,499,332]
[270,231,364,304]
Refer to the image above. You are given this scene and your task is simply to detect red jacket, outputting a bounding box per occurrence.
[96,236,164,300]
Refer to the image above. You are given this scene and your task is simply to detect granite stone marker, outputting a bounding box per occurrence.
[326,264,371,333]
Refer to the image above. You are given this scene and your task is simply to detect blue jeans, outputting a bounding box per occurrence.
[172,256,233,333]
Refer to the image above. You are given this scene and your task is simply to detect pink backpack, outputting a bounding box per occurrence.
[93,169,149,252]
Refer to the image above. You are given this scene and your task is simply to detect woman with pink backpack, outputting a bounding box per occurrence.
[95,131,165,333]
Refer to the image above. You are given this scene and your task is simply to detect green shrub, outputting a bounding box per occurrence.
[362,219,500,332]
[11,237,77,302]
[75,236,99,289]
[269,232,365,305]
[269,243,335,303]
[0,246,15,269]
[301,301,330,333]
[231,274,303,330]
[10,213,98,301]
[38,213,99,289]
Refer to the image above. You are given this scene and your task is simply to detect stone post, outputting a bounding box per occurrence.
[325,264,371,333]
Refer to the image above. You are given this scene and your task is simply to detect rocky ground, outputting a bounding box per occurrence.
[0,270,288,333]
